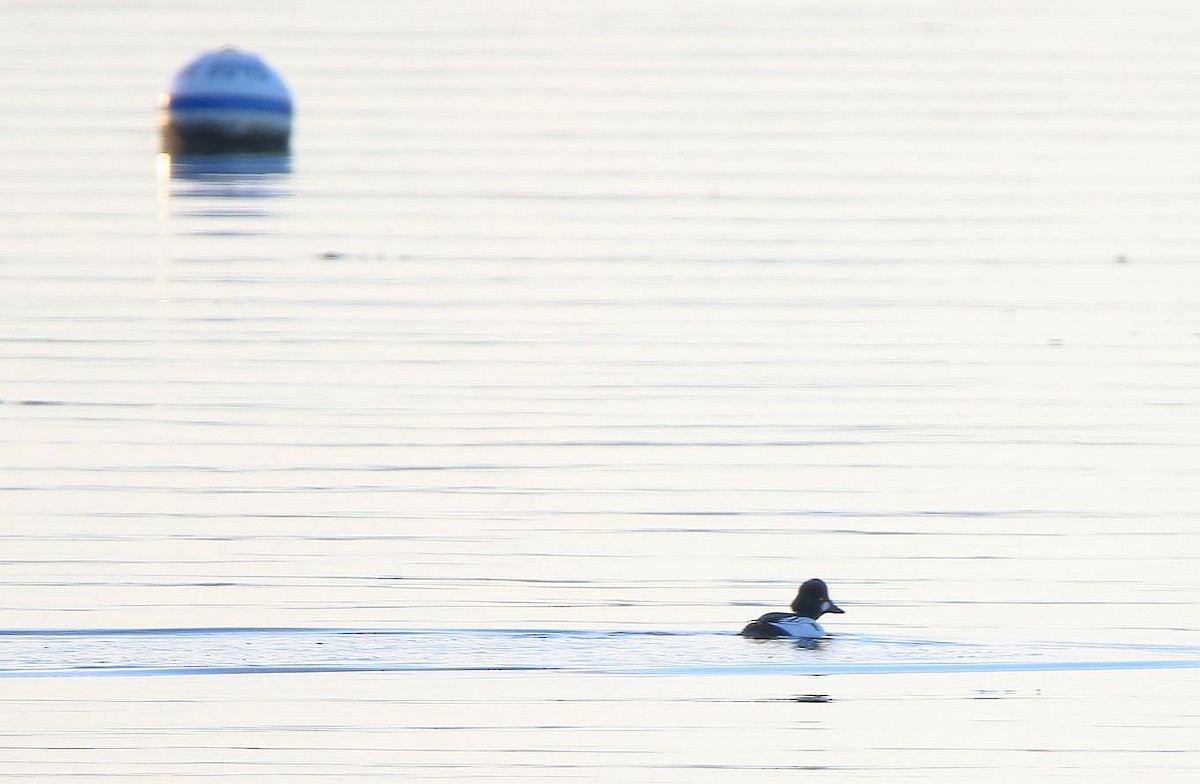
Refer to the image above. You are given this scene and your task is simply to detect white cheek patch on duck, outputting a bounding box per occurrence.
[820,600,831,613]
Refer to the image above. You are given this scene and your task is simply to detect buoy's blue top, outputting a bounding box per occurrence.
[164,47,293,115]
[740,578,845,639]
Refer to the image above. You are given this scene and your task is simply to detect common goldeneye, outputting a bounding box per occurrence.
[740,578,845,639]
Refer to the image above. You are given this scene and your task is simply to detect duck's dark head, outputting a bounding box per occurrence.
[790,578,844,619]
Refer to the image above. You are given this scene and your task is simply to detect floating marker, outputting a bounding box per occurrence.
[159,47,293,155]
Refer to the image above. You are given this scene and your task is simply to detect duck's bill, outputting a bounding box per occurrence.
[824,600,845,614]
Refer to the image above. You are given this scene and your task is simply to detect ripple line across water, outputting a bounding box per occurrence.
[2,627,1195,679]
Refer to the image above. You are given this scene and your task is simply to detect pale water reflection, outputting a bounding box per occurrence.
[0,669,1193,782]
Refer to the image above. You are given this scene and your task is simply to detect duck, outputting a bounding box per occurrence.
[740,578,845,639]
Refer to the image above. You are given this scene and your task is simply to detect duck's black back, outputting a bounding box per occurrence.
[740,612,791,639]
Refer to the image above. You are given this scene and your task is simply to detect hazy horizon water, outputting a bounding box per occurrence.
[1,0,1197,780]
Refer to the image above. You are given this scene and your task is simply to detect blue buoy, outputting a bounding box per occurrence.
[159,46,293,155]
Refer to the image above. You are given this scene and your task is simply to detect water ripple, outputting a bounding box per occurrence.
[2,626,1195,679]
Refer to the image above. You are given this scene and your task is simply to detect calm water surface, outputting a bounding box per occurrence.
[0,0,1197,780]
